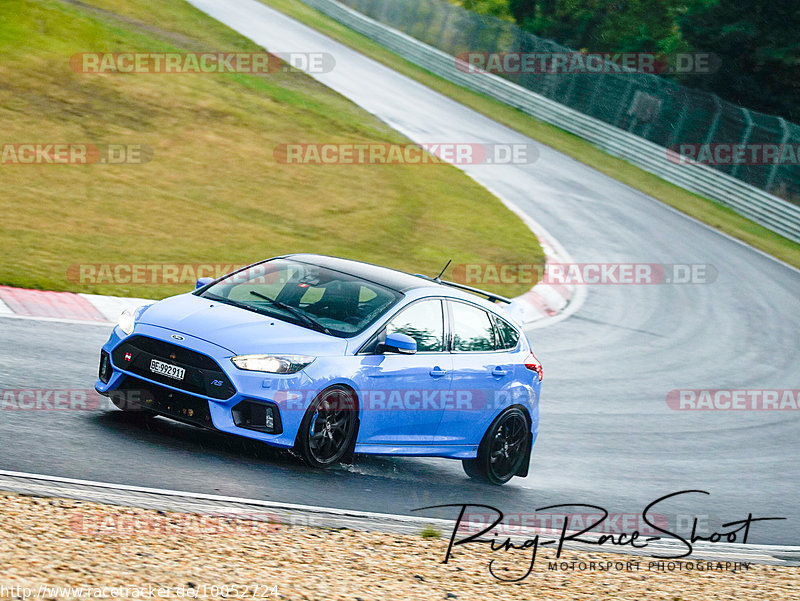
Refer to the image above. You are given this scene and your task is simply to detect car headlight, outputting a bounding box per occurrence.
[230,354,315,374]
[117,304,152,336]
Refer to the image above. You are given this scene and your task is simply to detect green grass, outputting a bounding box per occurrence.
[0,0,544,299]
[419,524,442,539]
[257,0,800,270]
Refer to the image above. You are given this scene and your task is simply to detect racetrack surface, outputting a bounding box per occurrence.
[1,0,798,546]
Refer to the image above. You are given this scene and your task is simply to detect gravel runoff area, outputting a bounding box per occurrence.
[0,493,798,601]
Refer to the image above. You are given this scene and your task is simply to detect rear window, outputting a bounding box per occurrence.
[494,316,520,350]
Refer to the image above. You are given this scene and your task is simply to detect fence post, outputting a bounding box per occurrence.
[669,89,690,147]
[585,70,606,118]
[730,107,753,179]
[765,118,790,193]
[704,96,722,144]
[612,78,635,127]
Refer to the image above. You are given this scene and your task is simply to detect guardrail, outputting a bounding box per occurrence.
[299,0,800,245]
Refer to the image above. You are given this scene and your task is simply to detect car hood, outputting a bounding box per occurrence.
[138,293,347,356]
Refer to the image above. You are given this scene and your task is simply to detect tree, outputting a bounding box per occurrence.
[508,0,685,54]
[679,0,800,121]
[456,0,514,20]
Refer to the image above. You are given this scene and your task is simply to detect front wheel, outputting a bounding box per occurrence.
[462,407,529,485]
[295,386,358,469]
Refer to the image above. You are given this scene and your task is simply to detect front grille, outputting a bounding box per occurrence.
[116,376,214,428]
[111,335,235,400]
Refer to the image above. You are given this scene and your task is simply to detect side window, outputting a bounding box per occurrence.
[385,300,445,352]
[494,316,520,350]
[451,302,496,352]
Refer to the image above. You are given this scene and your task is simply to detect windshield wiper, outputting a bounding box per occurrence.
[249,291,332,335]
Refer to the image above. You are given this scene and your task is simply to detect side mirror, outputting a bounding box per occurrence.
[195,277,214,290]
[380,332,417,355]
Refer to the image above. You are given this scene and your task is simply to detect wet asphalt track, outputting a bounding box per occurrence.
[1,0,799,546]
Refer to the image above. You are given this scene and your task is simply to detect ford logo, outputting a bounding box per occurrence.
[171,334,185,341]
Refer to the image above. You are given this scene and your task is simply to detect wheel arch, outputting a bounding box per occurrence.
[480,403,533,479]
[292,382,361,464]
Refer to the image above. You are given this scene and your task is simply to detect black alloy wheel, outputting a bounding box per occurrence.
[462,407,529,485]
[296,386,357,468]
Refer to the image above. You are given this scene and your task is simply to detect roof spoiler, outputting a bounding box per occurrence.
[437,279,512,304]
[413,274,512,304]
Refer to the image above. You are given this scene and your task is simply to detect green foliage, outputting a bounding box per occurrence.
[507,0,686,53]
[678,0,800,122]
[420,524,442,539]
[454,0,513,20]
[492,0,799,122]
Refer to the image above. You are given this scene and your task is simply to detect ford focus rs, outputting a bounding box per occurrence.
[95,255,542,484]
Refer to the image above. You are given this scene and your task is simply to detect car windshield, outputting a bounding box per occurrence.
[196,258,402,337]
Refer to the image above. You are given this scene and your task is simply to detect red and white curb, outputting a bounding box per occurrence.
[0,273,578,328]
[0,219,582,329]
[508,227,584,328]
[0,246,581,329]
[479,181,585,329]
[0,285,148,326]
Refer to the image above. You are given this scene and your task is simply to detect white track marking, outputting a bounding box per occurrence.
[0,313,113,326]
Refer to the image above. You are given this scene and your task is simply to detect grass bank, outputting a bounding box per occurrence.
[0,0,544,299]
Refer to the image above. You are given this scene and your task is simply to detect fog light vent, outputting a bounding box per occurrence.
[99,350,112,383]
[231,400,282,434]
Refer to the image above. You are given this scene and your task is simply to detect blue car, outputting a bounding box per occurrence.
[96,255,542,484]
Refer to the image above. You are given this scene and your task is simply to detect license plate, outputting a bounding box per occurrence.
[150,359,185,381]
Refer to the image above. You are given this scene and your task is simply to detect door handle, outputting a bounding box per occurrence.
[429,366,447,378]
[491,367,508,377]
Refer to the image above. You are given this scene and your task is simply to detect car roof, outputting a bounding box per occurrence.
[282,254,515,320]
[283,253,440,292]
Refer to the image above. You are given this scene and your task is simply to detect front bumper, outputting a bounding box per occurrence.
[95,324,316,448]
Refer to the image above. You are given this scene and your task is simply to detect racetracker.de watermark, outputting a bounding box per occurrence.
[70,52,335,74]
[68,511,281,537]
[451,263,717,285]
[66,263,284,285]
[668,143,800,165]
[667,389,800,411]
[1,389,105,411]
[1,144,151,165]
[457,511,667,536]
[452,508,729,541]
[269,388,536,412]
[456,52,719,75]
[273,143,538,165]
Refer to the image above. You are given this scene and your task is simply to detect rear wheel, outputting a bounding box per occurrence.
[462,407,529,485]
[295,386,357,468]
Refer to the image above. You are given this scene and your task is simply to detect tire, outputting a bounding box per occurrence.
[462,407,529,485]
[295,386,358,469]
[461,457,484,479]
